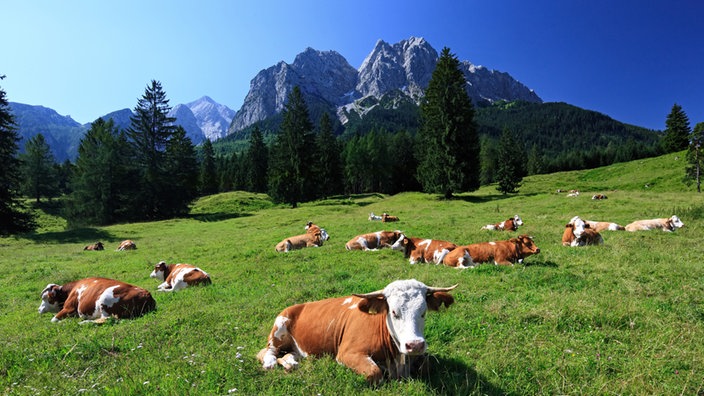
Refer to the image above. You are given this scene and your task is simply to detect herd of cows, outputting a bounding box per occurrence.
[35,210,686,384]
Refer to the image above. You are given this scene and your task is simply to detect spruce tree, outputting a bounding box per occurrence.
[66,118,131,226]
[125,80,177,220]
[199,139,218,195]
[662,103,691,153]
[313,113,343,198]
[0,76,35,234]
[245,125,269,193]
[495,128,525,194]
[684,122,703,192]
[268,86,315,207]
[164,126,199,215]
[416,47,479,198]
[526,144,545,175]
[20,133,58,203]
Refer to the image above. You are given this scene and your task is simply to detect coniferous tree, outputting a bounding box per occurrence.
[245,125,269,193]
[313,113,343,198]
[268,86,315,207]
[495,128,525,194]
[526,144,545,175]
[0,76,35,234]
[164,126,199,215]
[125,80,177,220]
[416,47,480,198]
[199,139,218,195]
[66,118,131,226]
[684,122,704,192]
[662,103,691,153]
[388,131,420,194]
[20,133,58,203]
[479,136,498,185]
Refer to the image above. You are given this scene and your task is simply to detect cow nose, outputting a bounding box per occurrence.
[535,248,541,253]
[405,340,426,354]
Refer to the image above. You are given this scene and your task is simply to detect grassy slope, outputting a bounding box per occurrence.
[1,151,703,395]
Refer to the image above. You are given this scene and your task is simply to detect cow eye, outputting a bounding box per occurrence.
[392,310,400,319]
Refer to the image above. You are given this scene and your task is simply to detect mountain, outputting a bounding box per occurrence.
[96,108,133,131]
[186,96,236,141]
[9,103,84,162]
[228,36,541,136]
[169,104,205,144]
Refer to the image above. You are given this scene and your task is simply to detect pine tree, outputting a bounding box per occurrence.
[20,133,58,203]
[0,75,35,234]
[245,125,269,193]
[416,47,479,198]
[268,86,315,207]
[495,128,525,194]
[66,118,131,226]
[313,113,343,198]
[164,126,199,215]
[662,103,691,153]
[684,122,703,193]
[526,144,545,175]
[125,80,177,220]
[479,136,498,185]
[199,139,218,195]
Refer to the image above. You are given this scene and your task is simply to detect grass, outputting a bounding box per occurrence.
[1,151,703,395]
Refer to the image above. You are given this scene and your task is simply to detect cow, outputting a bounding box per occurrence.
[150,261,212,292]
[566,191,580,197]
[444,235,540,267]
[584,220,625,232]
[625,215,685,232]
[390,234,457,264]
[83,241,104,251]
[38,277,156,324]
[345,230,402,251]
[562,217,604,246]
[257,279,457,384]
[116,240,137,251]
[480,215,524,231]
[592,194,608,200]
[275,223,330,252]
[382,213,399,222]
[369,212,382,221]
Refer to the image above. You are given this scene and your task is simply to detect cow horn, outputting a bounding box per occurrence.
[426,284,459,294]
[353,290,385,300]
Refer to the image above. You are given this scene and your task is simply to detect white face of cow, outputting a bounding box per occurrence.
[38,284,61,314]
[320,229,330,241]
[514,215,524,226]
[150,261,167,280]
[671,215,684,229]
[382,279,428,355]
[390,234,407,252]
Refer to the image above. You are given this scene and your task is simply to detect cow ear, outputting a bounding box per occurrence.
[426,292,454,311]
[584,223,591,228]
[357,296,387,315]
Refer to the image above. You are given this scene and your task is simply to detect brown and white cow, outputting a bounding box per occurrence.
[150,261,212,292]
[444,235,540,267]
[625,215,685,232]
[390,234,457,264]
[275,223,330,252]
[116,240,137,251]
[584,220,625,232]
[345,230,402,251]
[591,194,608,200]
[382,213,400,222]
[257,279,457,383]
[38,277,156,323]
[368,212,383,221]
[480,214,524,231]
[562,217,604,246]
[83,241,104,251]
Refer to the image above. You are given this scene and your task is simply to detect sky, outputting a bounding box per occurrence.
[2,0,703,131]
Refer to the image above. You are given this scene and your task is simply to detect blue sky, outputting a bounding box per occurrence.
[3,0,703,131]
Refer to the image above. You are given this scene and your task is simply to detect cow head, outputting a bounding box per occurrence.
[150,261,169,280]
[354,279,456,355]
[670,215,685,229]
[513,215,524,227]
[514,235,540,260]
[38,284,67,314]
[390,234,412,256]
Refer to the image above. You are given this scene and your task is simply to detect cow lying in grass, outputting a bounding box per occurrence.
[345,230,402,251]
[39,277,156,324]
[562,216,604,247]
[443,235,540,267]
[117,239,137,251]
[480,215,523,231]
[150,261,212,292]
[390,234,457,264]
[83,241,104,251]
[625,215,684,232]
[257,279,457,384]
[275,222,330,252]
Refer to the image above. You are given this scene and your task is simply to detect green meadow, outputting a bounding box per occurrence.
[1,151,703,395]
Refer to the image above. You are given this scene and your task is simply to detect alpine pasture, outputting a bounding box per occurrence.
[1,152,703,395]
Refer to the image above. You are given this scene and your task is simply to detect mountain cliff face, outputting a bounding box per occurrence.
[228,36,542,135]
[186,96,235,141]
[9,103,84,162]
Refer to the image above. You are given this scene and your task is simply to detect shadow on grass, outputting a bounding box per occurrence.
[453,193,540,204]
[421,355,508,396]
[524,260,560,268]
[189,212,253,222]
[23,227,116,245]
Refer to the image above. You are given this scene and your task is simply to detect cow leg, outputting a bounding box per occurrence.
[276,352,301,372]
[157,282,173,292]
[336,352,383,384]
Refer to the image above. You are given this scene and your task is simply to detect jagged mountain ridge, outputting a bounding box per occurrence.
[228,36,541,136]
